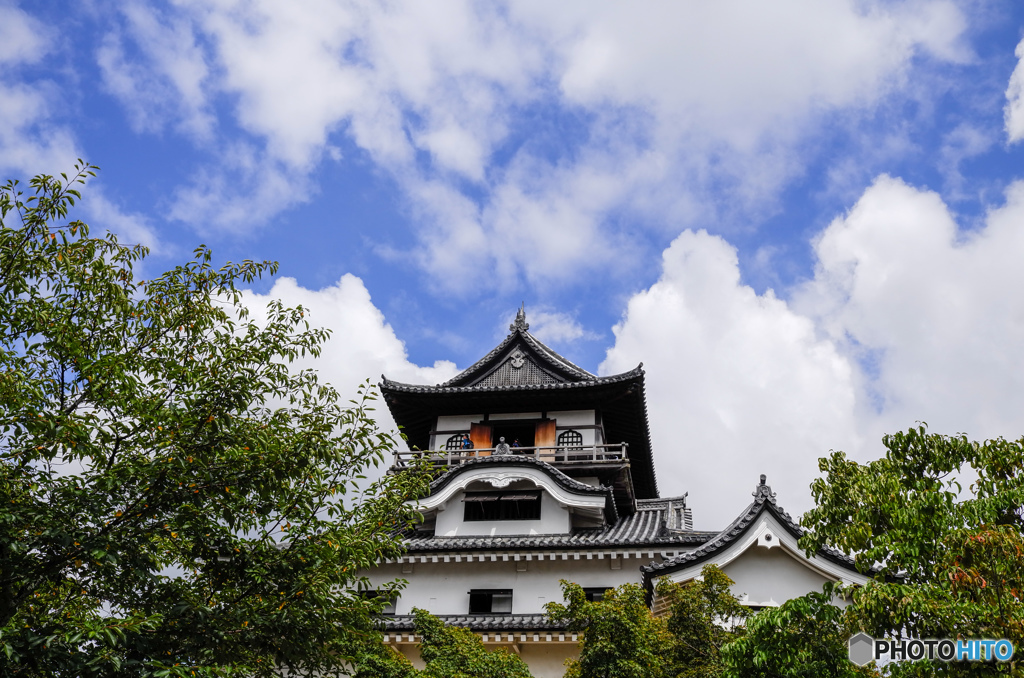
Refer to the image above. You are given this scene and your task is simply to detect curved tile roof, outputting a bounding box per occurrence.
[382,613,564,632]
[403,492,716,553]
[642,475,878,579]
[428,455,610,496]
[382,365,643,395]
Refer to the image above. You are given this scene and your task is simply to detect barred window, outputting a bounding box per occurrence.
[557,430,583,448]
[463,491,541,521]
[445,434,471,450]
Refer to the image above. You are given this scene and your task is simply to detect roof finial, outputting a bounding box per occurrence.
[510,303,529,332]
[753,473,776,501]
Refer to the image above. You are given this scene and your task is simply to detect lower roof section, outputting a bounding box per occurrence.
[381,613,565,632]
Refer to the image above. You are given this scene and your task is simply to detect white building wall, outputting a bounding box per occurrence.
[435,490,570,536]
[367,558,641,617]
[721,547,832,607]
[548,410,594,426]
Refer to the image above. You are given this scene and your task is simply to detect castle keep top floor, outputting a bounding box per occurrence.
[380,308,658,517]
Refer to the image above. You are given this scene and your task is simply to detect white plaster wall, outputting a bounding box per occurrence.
[435,490,570,536]
[520,644,579,678]
[722,546,832,607]
[367,558,643,616]
[489,412,543,421]
[433,414,482,451]
[549,410,595,426]
[436,414,483,431]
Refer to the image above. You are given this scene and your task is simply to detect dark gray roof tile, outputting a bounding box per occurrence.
[642,475,879,580]
[382,614,564,632]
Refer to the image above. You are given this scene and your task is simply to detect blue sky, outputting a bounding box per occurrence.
[4,0,1024,527]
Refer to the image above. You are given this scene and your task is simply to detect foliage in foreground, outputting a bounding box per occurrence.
[347,608,533,678]
[722,586,878,678]
[658,565,749,677]
[801,425,1024,674]
[0,165,430,676]
[547,580,672,678]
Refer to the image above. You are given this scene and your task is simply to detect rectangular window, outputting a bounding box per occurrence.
[469,589,513,614]
[463,491,541,521]
[583,587,611,602]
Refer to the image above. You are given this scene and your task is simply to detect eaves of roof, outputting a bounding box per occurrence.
[429,455,610,495]
[641,475,880,583]
[382,613,565,632]
[382,365,643,395]
[401,493,717,552]
[401,530,717,553]
[425,455,619,523]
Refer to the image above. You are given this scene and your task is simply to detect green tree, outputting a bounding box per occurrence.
[0,165,430,676]
[657,565,748,677]
[344,609,534,678]
[546,581,671,678]
[721,586,879,678]
[800,425,1024,675]
[413,608,533,678]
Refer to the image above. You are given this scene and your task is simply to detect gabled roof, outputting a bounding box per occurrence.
[642,475,877,582]
[439,306,596,388]
[381,308,659,500]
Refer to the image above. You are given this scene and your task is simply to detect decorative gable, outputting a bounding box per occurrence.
[474,351,562,387]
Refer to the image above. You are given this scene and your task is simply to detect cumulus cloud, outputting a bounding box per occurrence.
[239,274,459,446]
[106,0,967,293]
[527,309,601,346]
[794,176,1024,442]
[606,176,1024,528]
[601,230,859,528]
[1006,37,1024,143]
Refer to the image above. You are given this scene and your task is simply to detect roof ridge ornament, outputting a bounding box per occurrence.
[510,303,529,332]
[753,473,777,502]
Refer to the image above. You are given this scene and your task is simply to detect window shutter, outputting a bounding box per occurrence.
[469,423,492,455]
[535,420,556,461]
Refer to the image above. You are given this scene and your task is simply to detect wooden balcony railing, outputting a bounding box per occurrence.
[391,443,628,470]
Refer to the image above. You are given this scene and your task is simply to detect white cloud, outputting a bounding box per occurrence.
[601,230,860,528]
[0,5,78,178]
[96,2,214,139]
[239,274,459,446]
[110,0,968,292]
[794,175,1024,443]
[1005,37,1024,143]
[0,3,49,66]
[168,141,313,235]
[0,4,165,257]
[606,176,1024,528]
[82,188,165,254]
[527,309,600,346]
[0,81,79,178]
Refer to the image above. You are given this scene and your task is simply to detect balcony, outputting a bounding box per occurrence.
[391,443,628,470]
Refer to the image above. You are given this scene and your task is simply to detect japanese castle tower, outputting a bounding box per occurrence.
[367,308,870,677]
